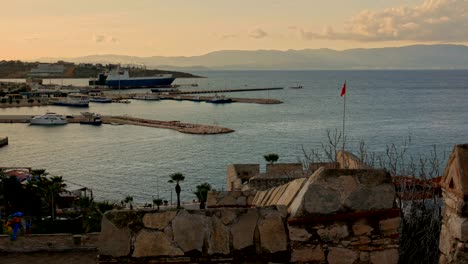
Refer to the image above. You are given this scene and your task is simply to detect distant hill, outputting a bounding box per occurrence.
[0,61,201,79]
[36,44,468,70]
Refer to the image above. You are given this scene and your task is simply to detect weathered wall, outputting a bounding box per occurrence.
[439,144,468,263]
[265,163,304,178]
[0,233,99,252]
[98,206,289,263]
[226,164,259,191]
[206,190,256,208]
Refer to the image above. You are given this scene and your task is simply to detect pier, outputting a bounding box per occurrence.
[0,115,234,135]
[164,87,283,94]
[0,136,7,148]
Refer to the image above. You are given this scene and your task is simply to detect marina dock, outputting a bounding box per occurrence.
[0,115,234,135]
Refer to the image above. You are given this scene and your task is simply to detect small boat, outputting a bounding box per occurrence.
[89,97,112,103]
[173,96,183,101]
[209,94,232,104]
[112,99,131,104]
[30,112,68,125]
[49,93,89,107]
[80,112,102,126]
[289,85,303,89]
[191,96,203,102]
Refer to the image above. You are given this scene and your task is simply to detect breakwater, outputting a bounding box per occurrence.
[0,115,234,135]
[169,87,284,94]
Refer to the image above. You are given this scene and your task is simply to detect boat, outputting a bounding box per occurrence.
[89,97,112,103]
[289,85,303,89]
[133,94,160,101]
[173,96,183,101]
[208,94,232,104]
[89,70,176,89]
[79,112,102,126]
[112,99,131,104]
[191,96,203,102]
[30,112,68,125]
[49,93,89,107]
[150,87,180,93]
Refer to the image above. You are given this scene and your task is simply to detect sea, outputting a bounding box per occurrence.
[0,70,467,204]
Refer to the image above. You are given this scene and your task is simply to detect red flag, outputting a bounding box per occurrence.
[340,82,346,96]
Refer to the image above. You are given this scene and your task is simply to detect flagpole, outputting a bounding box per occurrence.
[342,81,346,154]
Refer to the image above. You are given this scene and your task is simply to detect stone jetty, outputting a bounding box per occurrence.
[0,115,234,135]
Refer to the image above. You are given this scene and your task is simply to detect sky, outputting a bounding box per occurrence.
[1,0,467,60]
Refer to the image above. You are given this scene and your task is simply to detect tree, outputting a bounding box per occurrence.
[263,153,279,164]
[123,195,133,209]
[194,182,212,209]
[168,173,185,209]
[153,198,163,210]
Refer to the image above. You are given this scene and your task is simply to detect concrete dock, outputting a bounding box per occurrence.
[0,136,7,148]
[0,115,234,135]
[128,94,283,104]
[170,87,284,94]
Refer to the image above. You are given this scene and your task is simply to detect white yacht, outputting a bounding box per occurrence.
[30,112,68,125]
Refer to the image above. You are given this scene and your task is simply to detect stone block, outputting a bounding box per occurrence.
[379,218,401,235]
[316,223,349,242]
[288,226,312,242]
[98,216,131,257]
[143,211,177,230]
[231,209,259,250]
[220,209,238,225]
[327,247,359,264]
[445,210,468,241]
[289,168,395,218]
[207,216,230,255]
[277,178,307,209]
[352,219,374,236]
[133,230,184,257]
[172,210,207,252]
[370,249,399,264]
[258,210,288,253]
[290,246,325,263]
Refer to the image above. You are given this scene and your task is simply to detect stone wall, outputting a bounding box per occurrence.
[226,164,259,191]
[206,190,256,208]
[439,144,468,263]
[265,163,304,178]
[98,206,289,263]
[288,211,400,263]
[0,233,99,252]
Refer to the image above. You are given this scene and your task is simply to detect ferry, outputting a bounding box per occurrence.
[49,93,89,107]
[89,70,175,89]
[30,112,68,125]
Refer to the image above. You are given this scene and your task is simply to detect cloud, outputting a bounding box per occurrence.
[301,0,468,42]
[249,28,268,39]
[93,34,119,44]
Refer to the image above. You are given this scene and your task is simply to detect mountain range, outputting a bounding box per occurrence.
[37,44,468,70]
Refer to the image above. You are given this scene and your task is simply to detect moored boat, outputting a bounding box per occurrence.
[133,94,160,101]
[80,112,102,126]
[49,93,89,107]
[208,94,232,104]
[89,97,112,103]
[30,112,68,125]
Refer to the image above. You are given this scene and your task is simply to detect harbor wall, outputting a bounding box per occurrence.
[99,168,400,263]
[0,233,99,252]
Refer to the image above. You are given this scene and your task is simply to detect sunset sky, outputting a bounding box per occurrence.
[1,0,467,60]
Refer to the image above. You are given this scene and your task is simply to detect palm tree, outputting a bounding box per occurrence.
[194,182,212,209]
[153,198,163,210]
[168,173,185,209]
[263,153,279,164]
[124,195,134,209]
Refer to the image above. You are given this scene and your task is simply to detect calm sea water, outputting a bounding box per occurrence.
[0,70,467,204]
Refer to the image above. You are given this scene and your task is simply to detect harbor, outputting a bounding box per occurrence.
[0,115,234,135]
